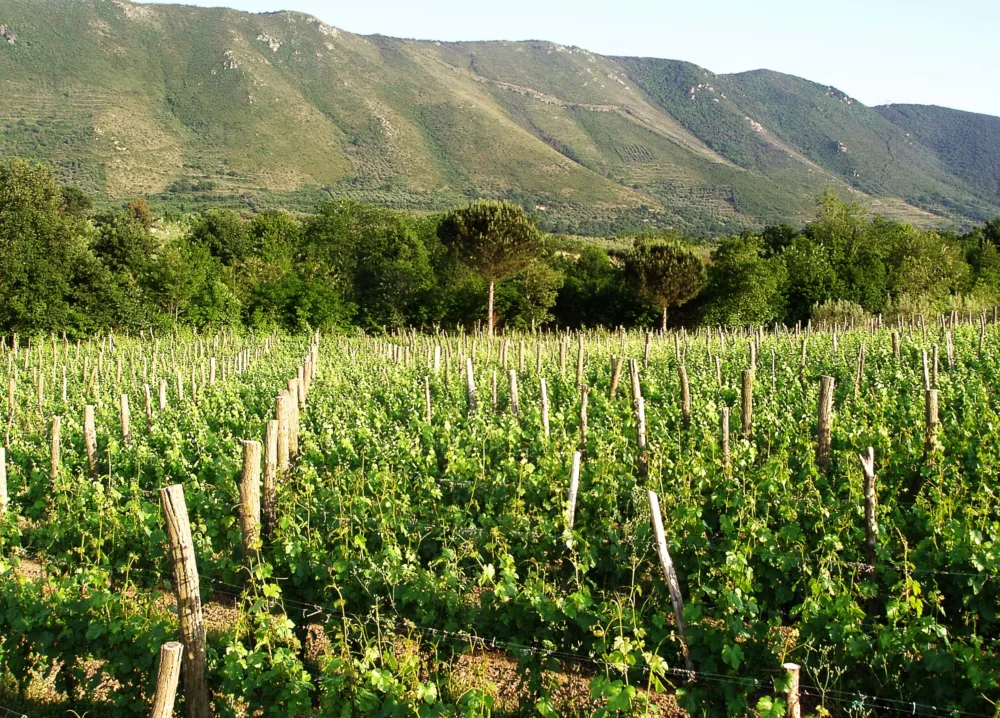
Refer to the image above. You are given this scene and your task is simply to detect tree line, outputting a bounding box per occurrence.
[1,158,999,337]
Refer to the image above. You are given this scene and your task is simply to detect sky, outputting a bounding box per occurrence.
[142,0,1000,117]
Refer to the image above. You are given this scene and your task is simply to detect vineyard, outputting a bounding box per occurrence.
[0,320,998,718]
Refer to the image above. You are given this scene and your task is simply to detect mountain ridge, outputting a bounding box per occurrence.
[0,0,996,234]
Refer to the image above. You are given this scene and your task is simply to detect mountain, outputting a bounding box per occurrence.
[875,104,1000,207]
[0,0,996,235]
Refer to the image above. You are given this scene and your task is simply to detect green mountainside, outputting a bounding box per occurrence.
[876,104,1000,205]
[0,0,996,234]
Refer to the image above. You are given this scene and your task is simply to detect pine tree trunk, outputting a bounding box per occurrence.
[661,305,668,333]
[487,281,495,337]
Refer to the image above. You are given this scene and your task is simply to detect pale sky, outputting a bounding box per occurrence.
[142,0,1000,117]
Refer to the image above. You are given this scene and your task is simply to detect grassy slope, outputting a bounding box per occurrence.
[0,0,995,233]
[876,104,1000,205]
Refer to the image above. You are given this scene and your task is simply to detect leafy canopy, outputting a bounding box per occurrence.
[437,200,542,282]
[623,237,706,312]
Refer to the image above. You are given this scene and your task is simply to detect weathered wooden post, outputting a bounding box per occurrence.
[262,420,278,536]
[609,355,622,398]
[159,485,210,718]
[465,358,477,413]
[540,378,550,439]
[721,406,731,475]
[149,641,184,718]
[816,376,835,475]
[741,370,754,440]
[144,384,154,428]
[490,370,498,413]
[50,416,61,490]
[859,447,878,568]
[783,663,801,718]
[576,334,585,387]
[854,343,866,395]
[636,397,648,478]
[240,440,262,564]
[647,490,694,674]
[508,370,520,417]
[0,447,6,518]
[276,393,290,472]
[678,365,691,429]
[566,450,582,533]
[924,388,940,463]
[286,379,300,459]
[629,358,642,408]
[579,383,589,451]
[84,405,98,477]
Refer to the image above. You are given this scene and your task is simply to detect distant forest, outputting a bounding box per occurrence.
[2,158,1000,337]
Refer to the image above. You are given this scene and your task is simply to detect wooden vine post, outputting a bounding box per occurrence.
[636,396,648,478]
[741,370,754,440]
[647,490,695,674]
[816,376,835,475]
[276,393,290,472]
[159,485,210,718]
[678,365,691,429]
[721,406,731,475]
[144,385,154,429]
[539,378,550,439]
[465,358,477,413]
[579,384,589,451]
[508,370,519,417]
[859,447,878,568]
[783,662,801,718]
[924,388,940,464]
[566,450,582,533]
[240,440,262,565]
[0,447,6,518]
[149,641,184,718]
[262,420,278,537]
[854,343,866,395]
[609,355,622,398]
[50,416,61,490]
[286,379,300,459]
[490,370,498,413]
[629,358,642,408]
[84,405,98,477]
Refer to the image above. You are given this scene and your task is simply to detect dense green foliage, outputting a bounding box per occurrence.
[623,238,707,330]
[5,160,1000,338]
[0,0,997,235]
[877,104,1000,207]
[1,325,998,716]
